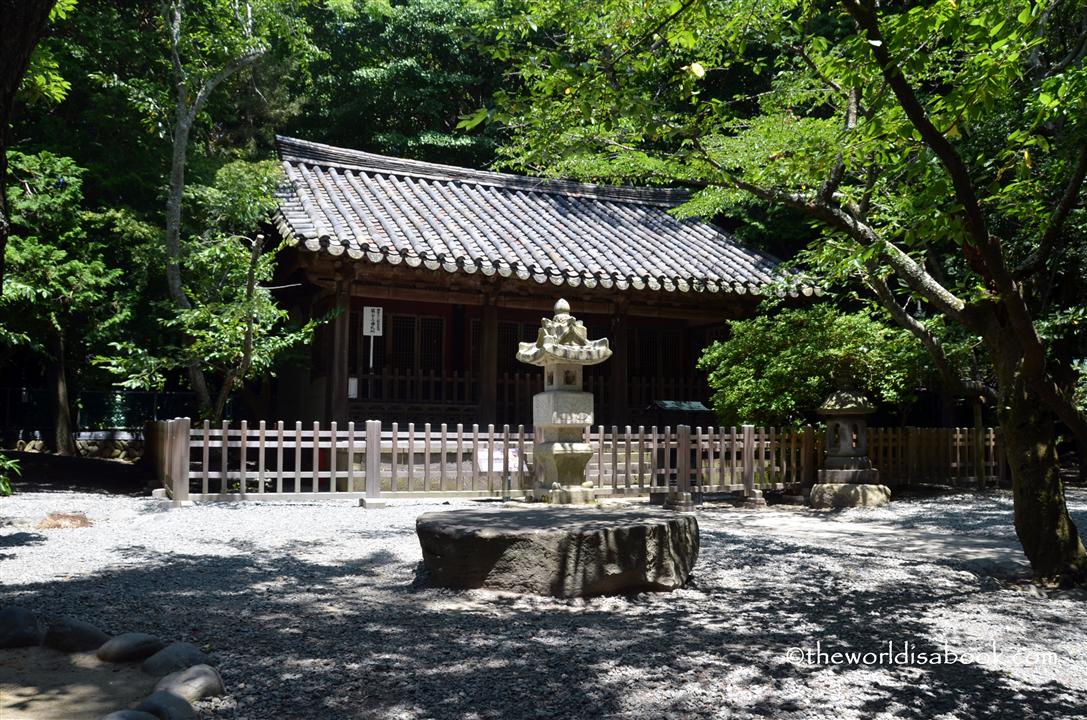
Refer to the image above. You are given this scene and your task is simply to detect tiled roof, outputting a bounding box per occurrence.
[274,135,803,296]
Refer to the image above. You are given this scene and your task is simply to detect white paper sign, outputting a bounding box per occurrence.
[363,306,383,336]
[476,446,520,473]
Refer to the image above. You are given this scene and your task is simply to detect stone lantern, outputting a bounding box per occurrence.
[810,385,891,509]
[516,299,611,504]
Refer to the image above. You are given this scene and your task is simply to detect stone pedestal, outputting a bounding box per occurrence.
[809,482,891,509]
[531,393,596,503]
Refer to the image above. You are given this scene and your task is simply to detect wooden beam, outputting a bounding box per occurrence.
[480,292,498,424]
[296,250,763,321]
[328,266,352,423]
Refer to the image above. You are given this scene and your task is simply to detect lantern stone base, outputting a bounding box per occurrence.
[530,481,598,505]
[809,483,891,509]
[530,388,598,504]
[818,468,880,484]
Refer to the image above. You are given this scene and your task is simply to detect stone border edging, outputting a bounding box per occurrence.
[0,606,225,719]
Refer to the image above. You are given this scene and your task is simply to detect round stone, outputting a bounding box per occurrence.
[154,664,225,702]
[43,617,110,653]
[134,690,197,720]
[416,506,699,598]
[0,607,42,648]
[97,633,166,663]
[142,643,209,677]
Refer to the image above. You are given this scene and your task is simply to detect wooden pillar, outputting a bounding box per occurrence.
[328,268,352,424]
[609,303,629,424]
[480,293,498,424]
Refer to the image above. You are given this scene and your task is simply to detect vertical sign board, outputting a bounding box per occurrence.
[363,306,383,369]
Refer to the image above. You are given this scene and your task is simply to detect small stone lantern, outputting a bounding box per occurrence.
[516,299,611,504]
[810,385,891,508]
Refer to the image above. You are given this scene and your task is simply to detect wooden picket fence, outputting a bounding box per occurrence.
[147,419,1004,505]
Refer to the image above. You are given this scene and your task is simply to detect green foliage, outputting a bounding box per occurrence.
[288,0,502,166]
[489,0,1087,407]
[697,306,931,427]
[96,161,315,413]
[0,453,20,497]
[1,151,121,354]
[17,0,79,106]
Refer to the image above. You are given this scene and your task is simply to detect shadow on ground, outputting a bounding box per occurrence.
[6,452,151,496]
[2,516,1084,720]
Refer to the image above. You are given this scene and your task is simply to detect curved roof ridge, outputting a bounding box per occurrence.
[276,135,689,208]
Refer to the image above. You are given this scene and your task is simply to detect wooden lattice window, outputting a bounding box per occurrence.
[388,316,416,369]
[419,317,445,371]
[384,315,444,372]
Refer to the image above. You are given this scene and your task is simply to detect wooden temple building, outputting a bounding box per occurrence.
[271,136,806,427]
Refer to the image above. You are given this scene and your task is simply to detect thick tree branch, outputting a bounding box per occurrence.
[818,86,859,204]
[843,0,1059,411]
[190,48,265,123]
[1016,142,1087,278]
[865,269,995,402]
[168,1,188,108]
[839,0,1000,280]
[709,164,970,322]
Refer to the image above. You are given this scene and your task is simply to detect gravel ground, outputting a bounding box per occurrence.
[2,489,1086,720]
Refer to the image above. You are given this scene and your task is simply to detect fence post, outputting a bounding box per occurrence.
[363,420,384,508]
[741,424,764,505]
[677,425,691,495]
[170,417,191,507]
[664,425,694,511]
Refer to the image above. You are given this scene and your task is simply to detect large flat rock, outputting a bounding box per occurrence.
[416,507,698,597]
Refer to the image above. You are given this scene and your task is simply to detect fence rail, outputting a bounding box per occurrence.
[346,371,707,424]
[148,419,1004,505]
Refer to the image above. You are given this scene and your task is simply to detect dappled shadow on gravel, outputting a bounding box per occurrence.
[7,452,151,496]
[2,516,1086,720]
[0,531,46,561]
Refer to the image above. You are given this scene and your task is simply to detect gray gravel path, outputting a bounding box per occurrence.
[2,490,1086,720]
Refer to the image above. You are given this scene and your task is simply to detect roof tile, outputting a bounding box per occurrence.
[274,135,804,296]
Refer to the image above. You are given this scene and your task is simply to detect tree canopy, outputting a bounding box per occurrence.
[698,306,933,427]
[485,0,1087,578]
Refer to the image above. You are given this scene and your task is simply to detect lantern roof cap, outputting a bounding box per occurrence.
[516,298,612,367]
[817,387,875,415]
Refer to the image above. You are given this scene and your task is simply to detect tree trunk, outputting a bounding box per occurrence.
[0,0,58,294]
[165,109,214,415]
[165,116,191,310]
[1001,374,1087,581]
[973,396,986,491]
[48,328,77,456]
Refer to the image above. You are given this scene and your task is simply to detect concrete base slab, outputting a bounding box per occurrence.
[416,506,699,597]
[809,483,891,509]
[358,498,386,509]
